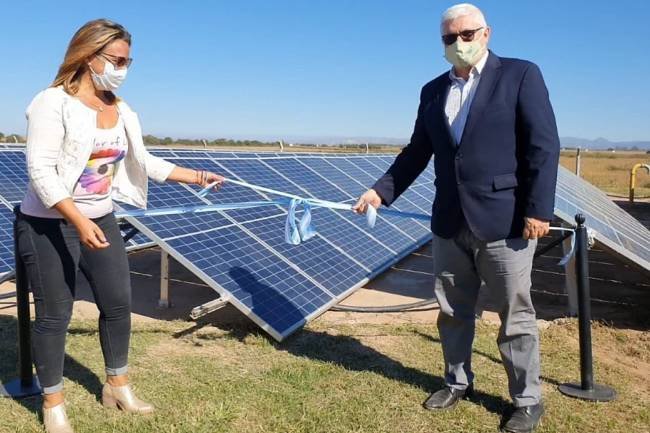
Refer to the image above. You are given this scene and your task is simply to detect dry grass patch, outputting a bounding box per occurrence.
[560,150,650,197]
[0,317,648,433]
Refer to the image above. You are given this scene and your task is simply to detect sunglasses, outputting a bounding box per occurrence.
[98,52,133,68]
[441,27,484,46]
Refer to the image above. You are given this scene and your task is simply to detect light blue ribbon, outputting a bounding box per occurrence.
[548,227,576,266]
[122,180,578,264]
[196,178,430,245]
[114,199,288,219]
[284,199,318,245]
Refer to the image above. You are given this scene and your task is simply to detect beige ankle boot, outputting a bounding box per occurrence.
[101,383,154,414]
[43,402,74,433]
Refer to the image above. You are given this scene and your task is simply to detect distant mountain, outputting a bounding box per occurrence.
[146,131,650,150]
[230,135,408,146]
[270,135,650,149]
[560,137,650,150]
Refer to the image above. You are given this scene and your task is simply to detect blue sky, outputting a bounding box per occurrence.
[1,0,649,142]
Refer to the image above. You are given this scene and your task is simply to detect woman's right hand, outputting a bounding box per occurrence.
[75,217,110,249]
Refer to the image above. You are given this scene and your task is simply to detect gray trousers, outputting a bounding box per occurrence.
[432,223,541,407]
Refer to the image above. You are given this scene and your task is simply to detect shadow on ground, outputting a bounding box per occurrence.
[0,315,103,419]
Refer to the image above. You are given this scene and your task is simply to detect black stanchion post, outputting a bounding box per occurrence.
[558,214,615,401]
[0,206,41,398]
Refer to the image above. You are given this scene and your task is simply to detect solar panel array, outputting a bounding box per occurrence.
[120,151,435,340]
[0,148,435,339]
[1,148,649,340]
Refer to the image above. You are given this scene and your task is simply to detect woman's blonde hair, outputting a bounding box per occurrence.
[51,19,131,97]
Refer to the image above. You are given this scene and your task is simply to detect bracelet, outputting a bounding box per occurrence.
[194,169,208,185]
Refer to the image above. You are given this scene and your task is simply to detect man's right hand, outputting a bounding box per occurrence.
[352,189,382,214]
[75,217,110,249]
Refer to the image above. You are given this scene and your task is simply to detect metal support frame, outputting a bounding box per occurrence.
[0,207,41,398]
[190,297,229,320]
[119,221,140,244]
[558,214,616,402]
[159,250,171,308]
[0,269,15,285]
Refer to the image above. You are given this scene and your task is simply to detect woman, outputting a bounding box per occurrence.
[17,19,224,433]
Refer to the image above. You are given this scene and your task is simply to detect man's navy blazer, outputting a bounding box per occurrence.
[372,51,561,242]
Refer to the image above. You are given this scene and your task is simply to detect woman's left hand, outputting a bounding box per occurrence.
[195,169,225,191]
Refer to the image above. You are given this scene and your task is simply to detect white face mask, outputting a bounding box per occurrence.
[444,30,486,70]
[89,58,127,92]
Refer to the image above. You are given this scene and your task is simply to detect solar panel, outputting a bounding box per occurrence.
[148,149,175,157]
[243,212,368,296]
[262,158,351,202]
[0,206,15,277]
[134,221,335,339]
[0,150,29,204]
[555,165,650,270]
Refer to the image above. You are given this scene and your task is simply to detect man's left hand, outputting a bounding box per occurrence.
[523,217,550,240]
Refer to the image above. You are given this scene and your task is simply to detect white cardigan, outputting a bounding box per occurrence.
[25,86,175,210]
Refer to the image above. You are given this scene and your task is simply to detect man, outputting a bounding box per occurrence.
[353,3,560,433]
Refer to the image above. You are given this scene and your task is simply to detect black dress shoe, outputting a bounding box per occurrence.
[501,402,544,433]
[422,384,473,410]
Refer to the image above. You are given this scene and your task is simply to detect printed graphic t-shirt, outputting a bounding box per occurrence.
[72,116,128,218]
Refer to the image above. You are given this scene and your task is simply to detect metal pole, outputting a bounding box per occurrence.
[575,215,594,390]
[0,206,41,398]
[629,163,650,203]
[558,214,615,401]
[575,148,581,176]
[158,250,170,308]
[15,218,33,388]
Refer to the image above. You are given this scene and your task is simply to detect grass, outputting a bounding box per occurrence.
[560,150,650,197]
[1,317,648,433]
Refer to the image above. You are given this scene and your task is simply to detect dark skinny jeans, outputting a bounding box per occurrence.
[16,211,131,394]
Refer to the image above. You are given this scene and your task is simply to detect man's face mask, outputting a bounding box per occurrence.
[442,27,486,69]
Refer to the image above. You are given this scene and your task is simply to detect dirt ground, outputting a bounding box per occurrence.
[1,199,648,392]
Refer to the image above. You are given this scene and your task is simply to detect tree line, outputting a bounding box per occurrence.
[0,131,399,151]
[0,132,25,143]
[143,135,399,150]
[143,135,277,148]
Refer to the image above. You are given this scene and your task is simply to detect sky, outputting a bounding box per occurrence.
[1,0,649,142]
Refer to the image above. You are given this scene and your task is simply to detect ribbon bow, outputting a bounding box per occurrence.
[285,198,317,245]
[195,179,421,245]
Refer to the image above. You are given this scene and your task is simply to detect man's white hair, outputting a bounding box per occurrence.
[440,3,487,34]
